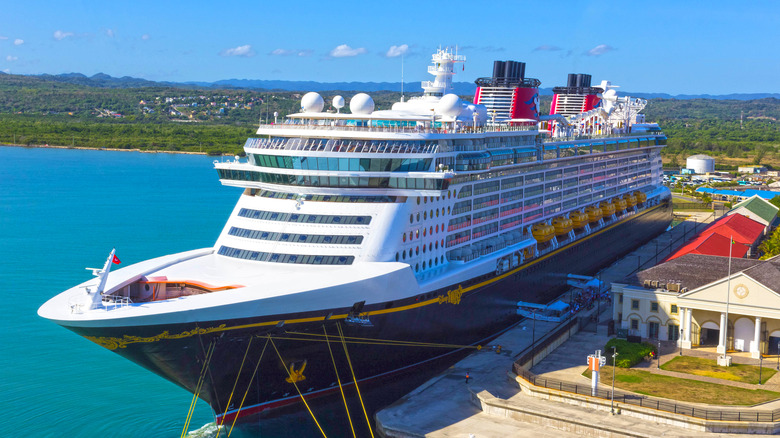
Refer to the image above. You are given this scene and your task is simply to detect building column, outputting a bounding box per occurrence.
[752,316,762,358]
[681,307,692,349]
[717,312,727,354]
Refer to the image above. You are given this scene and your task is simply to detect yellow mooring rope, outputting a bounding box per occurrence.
[181,340,216,438]
[215,336,253,438]
[324,325,356,438]
[336,323,375,438]
[227,337,269,437]
[283,331,483,350]
[268,335,328,438]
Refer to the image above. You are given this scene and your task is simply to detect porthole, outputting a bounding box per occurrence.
[395,253,399,262]
[403,250,407,260]
[436,209,439,217]
[447,206,451,214]
[416,230,420,238]
[410,214,414,224]
[403,233,407,242]
[416,246,419,255]
[424,197,428,204]
[448,190,452,199]
[417,198,420,205]
[435,258,438,266]
[441,239,444,247]
[417,212,421,221]
[423,245,426,253]
[423,228,427,237]
[429,243,433,251]
[424,211,428,220]
[416,263,419,272]
[429,226,433,235]
[435,241,439,249]
[435,225,439,233]
[422,261,427,269]
[430,209,433,218]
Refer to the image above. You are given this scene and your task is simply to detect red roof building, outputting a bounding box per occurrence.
[665,213,763,261]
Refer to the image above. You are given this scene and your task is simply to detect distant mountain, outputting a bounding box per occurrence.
[12,72,780,100]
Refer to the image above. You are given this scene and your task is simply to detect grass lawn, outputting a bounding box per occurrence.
[661,356,777,384]
[583,367,780,405]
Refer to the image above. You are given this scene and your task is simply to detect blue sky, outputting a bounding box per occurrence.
[0,0,777,95]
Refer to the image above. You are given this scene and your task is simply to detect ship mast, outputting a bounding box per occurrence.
[421,48,465,97]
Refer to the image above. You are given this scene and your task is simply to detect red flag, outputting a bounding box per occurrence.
[112,254,121,264]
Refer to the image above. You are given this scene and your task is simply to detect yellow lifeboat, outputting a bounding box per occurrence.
[633,191,647,204]
[585,205,602,222]
[599,200,616,217]
[552,216,574,236]
[531,222,555,243]
[613,197,627,211]
[570,210,590,228]
[622,193,637,207]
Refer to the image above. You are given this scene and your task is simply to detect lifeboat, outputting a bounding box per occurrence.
[552,216,573,236]
[585,205,602,222]
[633,191,647,204]
[599,200,616,217]
[613,197,627,212]
[570,210,589,228]
[622,193,637,207]
[531,222,555,243]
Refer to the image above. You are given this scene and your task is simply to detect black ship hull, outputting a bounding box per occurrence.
[68,201,672,427]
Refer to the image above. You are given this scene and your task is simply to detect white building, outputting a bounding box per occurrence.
[613,254,780,358]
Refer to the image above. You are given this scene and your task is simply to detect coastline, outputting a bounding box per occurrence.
[0,143,209,156]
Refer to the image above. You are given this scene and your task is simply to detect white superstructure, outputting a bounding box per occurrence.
[40,47,667,331]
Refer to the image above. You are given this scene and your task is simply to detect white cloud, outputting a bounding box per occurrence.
[106,29,114,38]
[220,44,255,57]
[297,50,313,57]
[141,34,150,41]
[329,44,367,58]
[586,44,614,56]
[14,39,24,45]
[270,48,294,56]
[534,45,562,52]
[385,44,409,58]
[53,30,74,41]
[2,68,9,73]
[0,36,8,40]
[6,55,18,61]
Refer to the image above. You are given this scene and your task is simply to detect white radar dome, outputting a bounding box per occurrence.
[350,93,375,115]
[332,95,345,109]
[437,94,463,118]
[301,92,324,113]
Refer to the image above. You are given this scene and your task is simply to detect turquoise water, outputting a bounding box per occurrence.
[0,146,242,437]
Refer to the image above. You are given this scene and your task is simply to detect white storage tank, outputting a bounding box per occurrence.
[686,154,715,174]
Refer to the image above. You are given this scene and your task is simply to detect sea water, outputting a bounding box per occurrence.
[0,146,239,437]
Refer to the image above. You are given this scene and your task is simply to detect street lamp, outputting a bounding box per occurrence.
[611,346,618,415]
[759,354,764,385]
[657,339,661,369]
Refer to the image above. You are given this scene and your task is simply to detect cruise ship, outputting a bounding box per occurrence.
[39,48,672,427]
